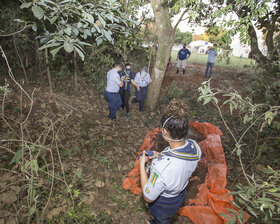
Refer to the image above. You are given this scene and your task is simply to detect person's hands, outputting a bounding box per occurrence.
[121,76,125,81]
[139,150,148,166]
[149,151,159,160]
[137,86,140,92]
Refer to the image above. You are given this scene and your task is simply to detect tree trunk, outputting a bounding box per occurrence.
[74,50,78,90]
[247,25,269,68]
[45,48,53,94]
[146,0,175,111]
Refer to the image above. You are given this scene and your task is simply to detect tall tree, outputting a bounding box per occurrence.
[146,0,194,110]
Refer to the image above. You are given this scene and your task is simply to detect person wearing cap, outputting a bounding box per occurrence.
[104,63,125,121]
[119,63,140,118]
[132,66,152,112]
[176,44,191,75]
[138,99,202,224]
[204,44,218,78]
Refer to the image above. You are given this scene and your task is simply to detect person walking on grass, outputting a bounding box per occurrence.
[176,43,191,75]
[104,63,125,122]
[119,63,140,119]
[204,44,218,78]
[139,99,202,224]
[132,66,152,112]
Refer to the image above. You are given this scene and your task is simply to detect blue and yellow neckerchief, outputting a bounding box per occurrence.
[124,71,131,89]
[159,140,200,161]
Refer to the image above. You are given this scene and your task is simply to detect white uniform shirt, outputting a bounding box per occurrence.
[105,68,121,93]
[143,140,202,201]
[134,72,151,87]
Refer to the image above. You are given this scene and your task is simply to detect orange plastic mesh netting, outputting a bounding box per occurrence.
[122,121,250,224]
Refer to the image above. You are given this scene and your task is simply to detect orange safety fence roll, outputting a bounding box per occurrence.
[122,121,250,223]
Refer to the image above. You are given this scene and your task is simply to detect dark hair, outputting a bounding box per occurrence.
[125,63,131,67]
[114,63,123,69]
[160,99,189,140]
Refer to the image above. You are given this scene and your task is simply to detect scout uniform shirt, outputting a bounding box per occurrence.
[143,139,202,201]
[106,68,121,93]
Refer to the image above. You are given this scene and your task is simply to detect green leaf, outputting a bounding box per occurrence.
[24,161,30,170]
[73,28,79,36]
[203,97,211,105]
[226,216,236,224]
[39,42,60,51]
[30,206,36,216]
[49,16,58,24]
[246,205,258,218]
[32,6,44,20]
[237,148,242,156]
[85,29,92,37]
[96,38,102,46]
[20,2,32,9]
[64,27,72,36]
[265,111,274,125]
[237,211,245,224]
[219,213,229,219]
[75,169,82,179]
[227,208,238,214]
[64,43,74,53]
[103,30,112,42]
[84,12,94,24]
[77,22,83,28]
[98,14,106,27]
[32,159,38,174]
[50,46,63,57]
[74,46,84,61]
[10,149,24,165]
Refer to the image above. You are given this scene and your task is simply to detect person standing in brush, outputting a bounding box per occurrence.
[119,63,140,119]
[104,63,125,121]
[132,66,152,112]
[138,99,202,224]
[204,44,218,79]
[176,43,191,75]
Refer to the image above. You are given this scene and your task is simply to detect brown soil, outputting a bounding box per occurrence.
[0,62,243,224]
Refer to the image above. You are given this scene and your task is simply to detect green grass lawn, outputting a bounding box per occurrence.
[171,50,255,70]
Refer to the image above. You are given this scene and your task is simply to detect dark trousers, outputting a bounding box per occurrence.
[132,86,148,112]
[205,62,214,78]
[104,91,122,119]
[148,190,186,224]
[119,89,130,113]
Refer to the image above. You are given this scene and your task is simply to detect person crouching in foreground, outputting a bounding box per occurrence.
[105,63,125,121]
[132,66,152,112]
[139,99,202,224]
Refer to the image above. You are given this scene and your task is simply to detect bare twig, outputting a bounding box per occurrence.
[13,37,28,82]
[174,9,188,30]
[0,23,31,37]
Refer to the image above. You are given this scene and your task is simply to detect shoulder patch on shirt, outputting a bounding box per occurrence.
[145,187,150,193]
[151,172,159,186]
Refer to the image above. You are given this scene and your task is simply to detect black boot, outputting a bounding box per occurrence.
[183,69,185,75]
[176,69,179,74]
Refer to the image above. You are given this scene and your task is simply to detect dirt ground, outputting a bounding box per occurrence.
[0,62,244,223]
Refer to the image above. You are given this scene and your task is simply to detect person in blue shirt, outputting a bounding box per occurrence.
[204,44,218,78]
[119,63,140,119]
[105,63,125,121]
[139,99,201,224]
[176,44,191,75]
[132,66,152,112]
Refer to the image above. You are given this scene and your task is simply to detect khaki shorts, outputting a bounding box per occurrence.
[177,59,187,69]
